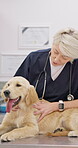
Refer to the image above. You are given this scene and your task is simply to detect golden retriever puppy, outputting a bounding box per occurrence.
[0,76,78,142]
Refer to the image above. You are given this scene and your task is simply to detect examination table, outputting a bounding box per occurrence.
[0,114,78,148]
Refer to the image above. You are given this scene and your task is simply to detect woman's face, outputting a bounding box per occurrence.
[50,44,73,66]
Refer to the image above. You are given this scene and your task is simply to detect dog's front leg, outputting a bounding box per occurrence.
[0,113,16,136]
[0,123,15,136]
[1,123,39,141]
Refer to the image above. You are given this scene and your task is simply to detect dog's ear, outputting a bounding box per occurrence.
[26,85,39,106]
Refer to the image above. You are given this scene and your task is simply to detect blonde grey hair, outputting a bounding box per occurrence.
[53,28,78,59]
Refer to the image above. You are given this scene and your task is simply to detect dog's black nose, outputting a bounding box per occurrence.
[4,90,10,97]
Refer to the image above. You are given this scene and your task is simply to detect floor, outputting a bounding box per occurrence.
[0,114,78,148]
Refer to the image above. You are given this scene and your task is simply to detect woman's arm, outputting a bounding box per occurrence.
[33,99,78,122]
[64,99,78,109]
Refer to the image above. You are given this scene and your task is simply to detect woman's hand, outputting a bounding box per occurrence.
[33,100,58,122]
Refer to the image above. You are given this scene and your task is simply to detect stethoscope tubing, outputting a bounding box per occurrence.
[67,61,74,100]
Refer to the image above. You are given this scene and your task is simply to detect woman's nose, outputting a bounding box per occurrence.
[54,55,60,62]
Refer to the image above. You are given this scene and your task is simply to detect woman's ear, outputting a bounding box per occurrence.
[26,85,39,106]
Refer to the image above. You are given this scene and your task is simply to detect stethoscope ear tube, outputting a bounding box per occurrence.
[35,52,50,99]
[35,70,47,99]
[41,71,47,99]
[67,62,74,101]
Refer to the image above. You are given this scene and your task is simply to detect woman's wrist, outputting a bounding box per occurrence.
[51,102,58,112]
[51,101,65,112]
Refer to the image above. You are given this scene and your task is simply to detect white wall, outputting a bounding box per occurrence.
[0,0,78,81]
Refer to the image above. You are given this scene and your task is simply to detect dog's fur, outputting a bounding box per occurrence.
[0,76,78,141]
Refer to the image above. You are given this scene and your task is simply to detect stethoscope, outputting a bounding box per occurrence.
[67,60,74,100]
[35,52,74,101]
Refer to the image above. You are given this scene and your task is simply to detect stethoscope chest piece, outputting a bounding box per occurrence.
[67,94,74,101]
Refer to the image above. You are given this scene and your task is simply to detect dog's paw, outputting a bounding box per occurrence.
[1,133,15,142]
[68,131,78,137]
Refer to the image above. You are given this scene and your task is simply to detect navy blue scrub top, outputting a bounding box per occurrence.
[15,48,78,102]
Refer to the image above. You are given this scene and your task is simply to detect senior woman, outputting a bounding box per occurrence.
[15,28,78,121]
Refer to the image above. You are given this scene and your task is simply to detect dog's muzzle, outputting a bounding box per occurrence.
[3,90,21,112]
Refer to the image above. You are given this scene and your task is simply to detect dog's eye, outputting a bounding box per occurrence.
[7,84,10,86]
[16,84,21,87]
